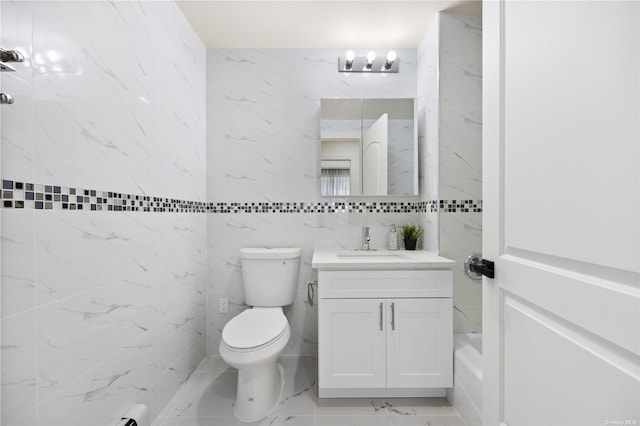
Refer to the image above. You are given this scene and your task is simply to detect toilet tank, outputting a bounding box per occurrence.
[240,248,302,307]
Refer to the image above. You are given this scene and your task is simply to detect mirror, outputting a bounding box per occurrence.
[320,98,417,197]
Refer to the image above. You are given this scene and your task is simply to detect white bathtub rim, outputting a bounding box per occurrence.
[451,332,483,426]
[454,332,482,353]
[447,377,482,426]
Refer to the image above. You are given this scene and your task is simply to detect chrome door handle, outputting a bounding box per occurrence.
[379,302,383,331]
[465,253,495,279]
[391,302,395,331]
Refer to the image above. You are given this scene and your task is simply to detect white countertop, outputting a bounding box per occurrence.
[312,249,456,270]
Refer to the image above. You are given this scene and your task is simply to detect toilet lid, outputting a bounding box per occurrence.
[222,308,288,349]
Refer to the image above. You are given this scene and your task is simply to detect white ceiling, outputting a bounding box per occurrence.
[176,0,481,48]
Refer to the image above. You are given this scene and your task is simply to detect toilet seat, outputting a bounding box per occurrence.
[222,308,288,350]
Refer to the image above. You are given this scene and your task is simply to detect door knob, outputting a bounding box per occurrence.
[465,253,495,279]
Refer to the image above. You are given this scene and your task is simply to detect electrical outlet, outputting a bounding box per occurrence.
[219,298,229,314]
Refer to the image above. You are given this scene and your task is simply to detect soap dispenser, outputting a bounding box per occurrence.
[388,224,398,251]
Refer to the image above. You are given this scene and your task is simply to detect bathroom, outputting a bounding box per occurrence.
[1,1,638,426]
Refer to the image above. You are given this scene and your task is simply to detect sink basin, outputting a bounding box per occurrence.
[336,250,406,259]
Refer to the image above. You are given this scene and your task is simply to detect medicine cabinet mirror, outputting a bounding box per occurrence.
[320,98,417,197]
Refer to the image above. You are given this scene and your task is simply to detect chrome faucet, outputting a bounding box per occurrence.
[362,226,371,251]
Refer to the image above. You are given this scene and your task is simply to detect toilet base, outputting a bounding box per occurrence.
[234,362,285,423]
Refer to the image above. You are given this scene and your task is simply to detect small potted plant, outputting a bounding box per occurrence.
[400,224,423,250]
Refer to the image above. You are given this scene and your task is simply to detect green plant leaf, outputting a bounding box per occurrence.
[400,223,423,240]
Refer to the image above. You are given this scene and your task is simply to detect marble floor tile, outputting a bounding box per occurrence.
[315,416,392,426]
[158,417,237,426]
[273,371,317,417]
[388,416,467,426]
[166,370,237,418]
[243,416,316,426]
[315,398,387,416]
[155,357,467,426]
[383,398,459,416]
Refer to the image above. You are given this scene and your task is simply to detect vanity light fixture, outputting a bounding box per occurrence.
[338,50,399,73]
[385,50,397,70]
[345,50,355,70]
[365,51,376,70]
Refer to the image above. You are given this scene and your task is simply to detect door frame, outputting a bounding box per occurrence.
[482,1,503,424]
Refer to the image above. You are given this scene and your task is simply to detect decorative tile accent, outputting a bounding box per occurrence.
[1,180,481,214]
[438,199,483,213]
[0,180,206,213]
[206,201,426,214]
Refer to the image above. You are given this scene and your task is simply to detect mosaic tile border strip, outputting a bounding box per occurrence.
[1,179,482,214]
[1,179,206,213]
[437,200,483,213]
[208,201,426,214]
[206,200,481,213]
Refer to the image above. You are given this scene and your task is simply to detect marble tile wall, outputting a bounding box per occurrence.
[205,48,422,357]
[0,1,206,425]
[428,13,483,332]
[417,18,441,253]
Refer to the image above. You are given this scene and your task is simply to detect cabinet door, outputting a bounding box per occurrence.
[318,298,386,389]
[386,298,453,388]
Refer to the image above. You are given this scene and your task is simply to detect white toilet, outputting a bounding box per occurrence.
[219,247,302,422]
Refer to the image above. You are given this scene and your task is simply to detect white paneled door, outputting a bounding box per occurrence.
[483,1,640,425]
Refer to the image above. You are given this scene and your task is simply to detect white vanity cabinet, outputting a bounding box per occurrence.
[317,269,453,398]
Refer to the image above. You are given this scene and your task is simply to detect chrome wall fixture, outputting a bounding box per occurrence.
[1,47,25,63]
[1,47,24,105]
[0,47,24,72]
[0,93,14,105]
[339,50,399,73]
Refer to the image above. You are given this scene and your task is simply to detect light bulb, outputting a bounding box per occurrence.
[385,50,397,70]
[345,50,355,70]
[386,50,397,62]
[366,51,376,64]
[366,51,376,70]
